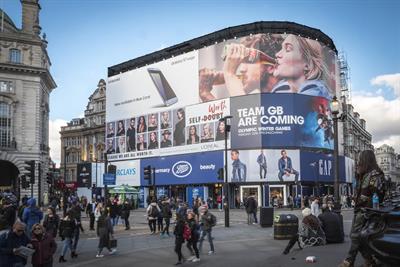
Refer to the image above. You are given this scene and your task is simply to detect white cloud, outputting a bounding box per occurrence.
[49,119,68,167]
[351,73,400,153]
[370,73,400,97]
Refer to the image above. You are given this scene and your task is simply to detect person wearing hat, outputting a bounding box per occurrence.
[283,207,326,255]
[160,130,172,148]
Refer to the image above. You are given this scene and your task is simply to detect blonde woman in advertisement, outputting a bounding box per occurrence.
[200,123,214,143]
[116,136,126,153]
[272,35,332,99]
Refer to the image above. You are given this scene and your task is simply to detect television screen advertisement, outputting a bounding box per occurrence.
[227,149,300,183]
[77,163,92,188]
[198,33,338,103]
[230,93,334,150]
[140,151,223,185]
[106,51,199,122]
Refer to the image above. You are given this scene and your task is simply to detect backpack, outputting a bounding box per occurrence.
[149,206,159,218]
[183,223,191,241]
[209,213,217,227]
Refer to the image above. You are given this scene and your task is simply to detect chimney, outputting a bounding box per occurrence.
[21,0,41,35]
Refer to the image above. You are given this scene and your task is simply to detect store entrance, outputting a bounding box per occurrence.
[170,186,186,202]
[269,185,286,207]
[240,185,261,207]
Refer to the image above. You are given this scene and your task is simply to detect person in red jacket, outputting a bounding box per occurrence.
[31,223,57,267]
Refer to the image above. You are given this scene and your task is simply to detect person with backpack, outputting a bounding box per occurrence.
[198,205,216,255]
[96,208,117,258]
[146,199,160,234]
[43,207,60,238]
[161,198,172,237]
[173,213,185,265]
[339,150,386,267]
[22,198,43,238]
[185,211,200,262]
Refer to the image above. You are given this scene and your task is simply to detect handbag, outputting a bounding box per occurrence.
[109,238,117,248]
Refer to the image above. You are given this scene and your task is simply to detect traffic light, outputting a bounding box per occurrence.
[217,168,224,180]
[24,160,35,184]
[144,165,152,180]
[21,175,29,189]
[46,172,53,184]
[108,164,117,174]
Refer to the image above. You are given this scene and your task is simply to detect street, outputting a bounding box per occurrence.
[37,208,365,267]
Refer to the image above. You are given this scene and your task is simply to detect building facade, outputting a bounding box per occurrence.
[60,79,106,183]
[375,144,400,185]
[0,0,56,202]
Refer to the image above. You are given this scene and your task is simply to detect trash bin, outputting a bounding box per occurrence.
[260,207,274,227]
[274,214,298,240]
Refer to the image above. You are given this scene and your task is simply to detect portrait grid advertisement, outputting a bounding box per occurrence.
[106,33,338,160]
[227,149,300,183]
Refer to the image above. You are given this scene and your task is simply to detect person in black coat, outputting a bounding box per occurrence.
[58,210,76,262]
[174,213,185,265]
[318,205,344,243]
[121,201,131,230]
[43,207,60,238]
[245,195,258,224]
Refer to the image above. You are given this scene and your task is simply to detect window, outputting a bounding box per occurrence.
[0,81,13,93]
[0,102,12,147]
[9,49,21,64]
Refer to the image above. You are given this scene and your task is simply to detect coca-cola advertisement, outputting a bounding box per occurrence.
[198,33,337,102]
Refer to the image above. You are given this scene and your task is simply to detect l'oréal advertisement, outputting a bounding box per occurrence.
[107,98,230,161]
[227,149,300,183]
[230,93,334,150]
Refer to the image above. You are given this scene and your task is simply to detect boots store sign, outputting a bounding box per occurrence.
[140,151,223,185]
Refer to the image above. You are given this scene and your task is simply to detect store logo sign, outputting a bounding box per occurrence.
[172,161,192,178]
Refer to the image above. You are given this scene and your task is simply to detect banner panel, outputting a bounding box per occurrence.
[77,163,92,188]
[300,151,346,183]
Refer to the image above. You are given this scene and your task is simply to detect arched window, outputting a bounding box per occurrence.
[9,49,21,64]
[0,102,12,147]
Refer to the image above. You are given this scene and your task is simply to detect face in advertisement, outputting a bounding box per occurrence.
[273,35,332,99]
[278,149,300,183]
[148,131,159,150]
[199,34,282,102]
[161,111,171,129]
[116,136,126,153]
[230,150,247,182]
[107,122,115,138]
[117,120,125,136]
[186,125,199,145]
[137,116,147,133]
[201,123,214,143]
[148,113,158,131]
[161,129,172,148]
[137,134,147,151]
[215,120,225,141]
[173,108,185,146]
[106,138,115,154]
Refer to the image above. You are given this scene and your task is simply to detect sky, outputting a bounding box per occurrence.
[2,0,400,164]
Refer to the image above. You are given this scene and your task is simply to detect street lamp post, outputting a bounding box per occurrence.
[331,96,340,208]
[219,115,232,228]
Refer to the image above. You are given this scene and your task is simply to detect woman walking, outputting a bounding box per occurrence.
[43,207,59,238]
[186,211,200,262]
[173,213,185,265]
[31,223,57,267]
[58,210,76,263]
[96,209,117,257]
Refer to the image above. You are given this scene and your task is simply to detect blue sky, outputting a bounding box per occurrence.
[3,0,400,162]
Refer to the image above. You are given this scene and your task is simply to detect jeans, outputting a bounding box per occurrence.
[199,229,214,252]
[89,213,95,230]
[148,219,156,233]
[162,218,170,234]
[175,239,184,262]
[61,238,73,256]
[186,238,199,258]
[259,165,267,179]
[72,228,80,252]
[112,216,119,226]
[157,217,164,232]
[124,216,130,229]
[278,169,299,183]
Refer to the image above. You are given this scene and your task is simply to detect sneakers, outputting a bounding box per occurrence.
[187,256,196,261]
[96,254,104,258]
[174,261,183,265]
[208,251,215,255]
[192,258,201,262]
[338,260,351,267]
[109,248,117,255]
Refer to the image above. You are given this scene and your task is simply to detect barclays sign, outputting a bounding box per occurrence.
[116,168,136,176]
[172,161,192,178]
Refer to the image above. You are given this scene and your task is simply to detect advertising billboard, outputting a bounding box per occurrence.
[198,33,338,102]
[227,149,300,183]
[230,93,334,149]
[140,151,223,185]
[77,163,92,188]
[300,151,346,183]
[113,160,140,186]
[106,98,230,161]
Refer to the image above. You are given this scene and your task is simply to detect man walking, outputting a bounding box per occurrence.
[199,205,216,255]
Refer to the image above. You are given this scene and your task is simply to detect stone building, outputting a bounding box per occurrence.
[0,0,56,202]
[60,79,106,183]
[375,144,400,185]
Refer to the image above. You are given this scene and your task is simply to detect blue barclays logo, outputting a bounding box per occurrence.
[172,161,192,178]
[116,168,136,176]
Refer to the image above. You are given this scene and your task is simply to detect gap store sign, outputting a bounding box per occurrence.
[140,151,223,185]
